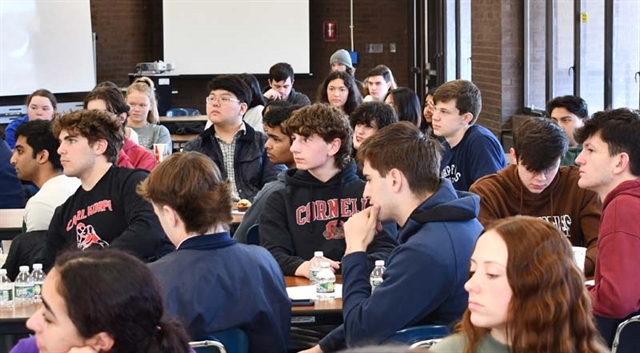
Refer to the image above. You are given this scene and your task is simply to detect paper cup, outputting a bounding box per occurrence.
[572,246,587,272]
[153,143,168,162]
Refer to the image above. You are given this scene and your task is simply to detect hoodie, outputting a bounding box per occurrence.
[260,162,398,275]
[319,178,483,351]
[589,179,640,319]
[470,165,601,275]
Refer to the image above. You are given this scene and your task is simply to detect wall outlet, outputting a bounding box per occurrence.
[366,43,384,53]
[389,43,396,53]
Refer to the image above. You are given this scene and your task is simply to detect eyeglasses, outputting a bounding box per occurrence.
[206,96,241,104]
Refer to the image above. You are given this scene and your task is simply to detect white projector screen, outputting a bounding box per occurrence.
[163,0,310,75]
[0,0,96,96]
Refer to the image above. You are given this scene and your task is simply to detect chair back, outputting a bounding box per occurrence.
[382,324,450,346]
[246,224,260,245]
[185,108,201,115]
[166,108,189,117]
[612,314,640,353]
[192,329,248,353]
[189,340,226,353]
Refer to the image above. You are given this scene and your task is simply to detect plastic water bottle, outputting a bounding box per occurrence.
[31,264,46,303]
[14,266,33,306]
[315,262,336,300]
[309,251,324,283]
[370,260,386,292]
[0,269,13,309]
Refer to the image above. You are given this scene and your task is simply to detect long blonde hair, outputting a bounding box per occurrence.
[126,77,160,124]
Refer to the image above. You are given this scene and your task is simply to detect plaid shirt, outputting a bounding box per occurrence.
[215,123,247,202]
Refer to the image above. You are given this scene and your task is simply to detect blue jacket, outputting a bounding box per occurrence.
[3,115,28,149]
[184,123,285,201]
[319,179,483,351]
[0,140,25,208]
[149,232,291,353]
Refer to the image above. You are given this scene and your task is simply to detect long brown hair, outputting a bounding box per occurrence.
[457,216,608,353]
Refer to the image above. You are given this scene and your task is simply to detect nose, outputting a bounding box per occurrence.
[26,311,41,332]
[265,139,273,150]
[464,272,479,294]
[57,144,65,155]
[363,181,371,199]
[534,171,548,181]
[290,139,300,153]
[575,149,586,166]
[9,152,17,166]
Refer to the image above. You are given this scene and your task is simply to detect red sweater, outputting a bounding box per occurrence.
[589,179,640,319]
[117,138,156,171]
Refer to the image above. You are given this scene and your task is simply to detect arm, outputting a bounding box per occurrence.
[467,135,507,184]
[469,180,502,228]
[155,125,173,155]
[259,191,305,275]
[579,189,602,276]
[40,207,69,272]
[234,180,280,243]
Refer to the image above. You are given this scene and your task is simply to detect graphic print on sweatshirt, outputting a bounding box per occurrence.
[538,214,572,237]
[65,199,113,250]
[296,198,367,240]
[441,164,461,183]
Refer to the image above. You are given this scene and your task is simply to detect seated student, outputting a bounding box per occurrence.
[363,65,397,102]
[40,110,173,271]
[260,104,397,278]
[94,80,140,144]
[422,87,437,133]
[85,85,157,171]
[306,122,483,352]
[12,249,191,353]
[185,75,286,202]
[263,62,312,106]
[469,117,601,276]
[432,79,507,191]
[125,77,172,154]
[139,152,290,352]
[575,108,640,345]
[234,104,299,243]
[4,89,57,149]
[329,49,364,92]
[317,71,363,115]
[431,216,608,353]
[385,87,423,128]
[546,95,589,166]
[0,140,25,209]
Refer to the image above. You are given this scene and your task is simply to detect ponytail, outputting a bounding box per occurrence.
[148,317,191,353]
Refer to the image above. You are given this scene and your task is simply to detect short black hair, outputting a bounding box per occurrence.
[349,102,397,130]
[14,119,62,170]
[513,117,568,172]
[546,95,589,119]
[207,75,251,104]
[268,62,295,82]
[263,105,301,128]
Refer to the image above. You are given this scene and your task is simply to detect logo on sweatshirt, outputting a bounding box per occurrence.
[538,214,572,237]
[75,222,110,250]
[323,220,345,240]
[295,198,366,226]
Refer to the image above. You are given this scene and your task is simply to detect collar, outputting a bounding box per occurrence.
[214,121,246,141]
[176,232,236,251]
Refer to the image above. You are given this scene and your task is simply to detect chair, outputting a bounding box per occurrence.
[191,329,249,353]
[166,108,189,117]
[185,108,201,116]
[611,314,640,353]
[246,224,260,245]
[382,325,450,347]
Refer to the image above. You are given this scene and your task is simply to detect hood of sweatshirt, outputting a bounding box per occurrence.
[284,161,359,188]
[401,178,480,244]
[603,179,640,209]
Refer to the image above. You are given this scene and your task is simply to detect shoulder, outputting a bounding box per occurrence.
[471,169,507,192]
[431,333,469,352]
[465,125,501,146]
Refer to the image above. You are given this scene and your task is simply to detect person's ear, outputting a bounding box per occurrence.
[92,139,109,156]
[86,331,114,352]
[613,152,631,175]
[509,147,518,164]
[238,102,248,116]
[388,168,404,192]
[36,149,49,165]
[462,112,474,125]
[327,137,341,157]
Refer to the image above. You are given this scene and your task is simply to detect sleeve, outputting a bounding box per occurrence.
[183,137,199,152]
[4,119,20,149]
[155,125,173,155]
[469,180,501,228]
[579,189,602,276]
[259,190,305,275]
[133,146,157,171]
[466,135,507,187]
[23,198,56,232]
[109,170,171,261]
[40,206,69,272]
[319,325,348,352]
[234,181,277,243]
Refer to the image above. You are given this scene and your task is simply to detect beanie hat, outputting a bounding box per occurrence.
[330,49,353,69]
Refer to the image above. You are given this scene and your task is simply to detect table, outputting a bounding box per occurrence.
[286,275,343,326]
[0,304,36,335]
[0,209,23,241]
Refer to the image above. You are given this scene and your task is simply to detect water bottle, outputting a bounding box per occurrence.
[0,269,13,309]
[309,251,324,283]
[370,260,386,292]
[31,264,46,303]
[14,266,34,306]
[315,262,336,300]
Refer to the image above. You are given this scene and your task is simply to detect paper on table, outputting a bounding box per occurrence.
[287,285,343,300]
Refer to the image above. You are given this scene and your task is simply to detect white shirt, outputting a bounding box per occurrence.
[24,174,81,232]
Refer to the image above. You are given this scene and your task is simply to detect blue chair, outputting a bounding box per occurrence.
[166,108,189,117]
[246,224,260,245]
[191,329,249,353]
[185,108,201,116]
[382,324,450,348]
[612,314,640,353]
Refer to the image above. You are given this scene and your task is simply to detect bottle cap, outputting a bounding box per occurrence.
[0,269,6,275]
[320,261,330,268]
[375,260,385,266]
[33,263,43,270]
[19,266,29,272]
[314,251,323,257]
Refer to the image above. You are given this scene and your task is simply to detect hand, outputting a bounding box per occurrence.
[263,88,281,101]
[298,344,323,353]
[344,205,381,255]
[295,259,340,278]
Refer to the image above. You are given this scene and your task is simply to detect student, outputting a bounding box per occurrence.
[432,79,507,191]
[422,87,437,133]
[10,120,80,231]
[363,65,397,102]
[317,70,363,115]
[139,152,291,353]
[4,89,57,149]
[469,117,601,276]
[575,108,640,345]
[260,104,397,278]
[350,102,398,152]
[263,62,312,106]
[184,75,286,202]
[384,87,422,127]
[12,249,191,353]
[431,217,608,353]
[329,49,364,92]
[125,77,172,153]
[85,85,157,171]
[308,122,482,352]
[40,109,173,271]
[234,104,299,243]
[0,140,25,209]
[546,95,589,166]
